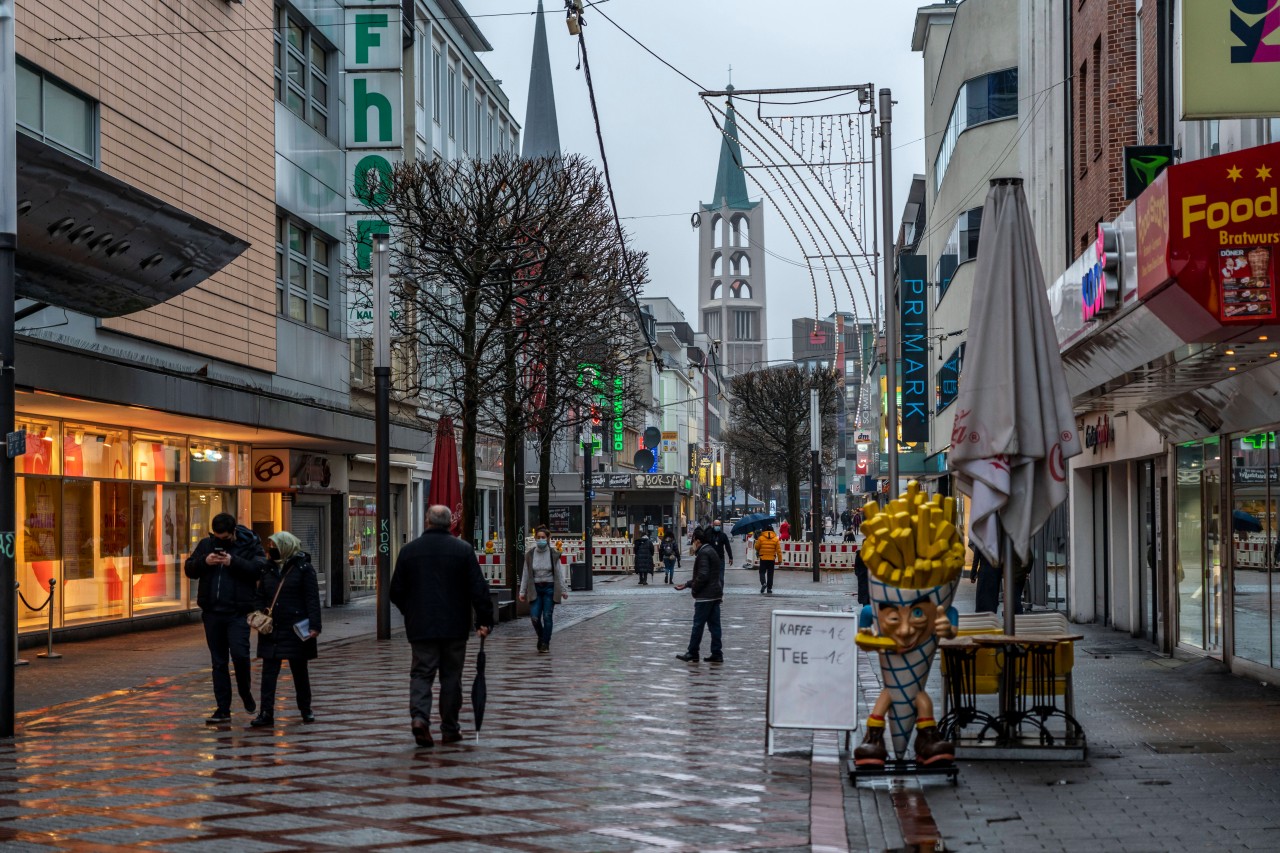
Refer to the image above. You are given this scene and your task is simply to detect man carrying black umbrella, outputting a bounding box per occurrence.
[390,505,493,748]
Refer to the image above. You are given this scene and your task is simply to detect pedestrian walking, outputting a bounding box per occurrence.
[184,512,267,725]
[518,526,568,651]
[675,526,724,663]
[754,524,780,595]
[971,546,1000,614]
[779,517,791,541]
[853,548,871,606]
[633,528,656,585]
[707,518,734,575]
[659,533,681,584]
[389,505,494,748]
[249,532,322,728]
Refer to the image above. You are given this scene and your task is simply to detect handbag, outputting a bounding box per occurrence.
[248,566,292,635]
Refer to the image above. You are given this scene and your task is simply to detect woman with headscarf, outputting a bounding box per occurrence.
[248,531,323,728]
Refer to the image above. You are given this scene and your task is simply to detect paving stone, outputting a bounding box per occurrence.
[415,814,560,834]
[292,827,433,847]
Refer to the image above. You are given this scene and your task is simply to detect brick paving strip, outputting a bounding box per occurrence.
[1,569,863,851]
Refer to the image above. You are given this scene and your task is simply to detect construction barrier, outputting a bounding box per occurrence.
[476,553,506,586]
[775,541,858,571]
[1236,534,1275,570]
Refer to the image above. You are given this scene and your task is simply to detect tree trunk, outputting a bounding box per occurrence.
[786,467,802,537]
[459,288,480,546]
[537,346,560,526]
[502,330,522,591]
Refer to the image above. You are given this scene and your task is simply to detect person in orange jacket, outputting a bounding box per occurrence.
[754,525,781,595]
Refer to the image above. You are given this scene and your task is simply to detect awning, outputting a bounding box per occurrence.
[14,134,250,317]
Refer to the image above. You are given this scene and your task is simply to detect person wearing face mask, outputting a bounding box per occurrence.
[707,518,734,582]
[633,527,656,585]
[675,526,724,663]
[518,526,567,653]
[248,531,322,728]
[659,532,682,584]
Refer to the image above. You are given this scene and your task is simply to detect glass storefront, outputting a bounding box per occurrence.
[1230,430,1280,669]
[347,493,376,598]
[15,414,249,633]
[1175,438,1223,653]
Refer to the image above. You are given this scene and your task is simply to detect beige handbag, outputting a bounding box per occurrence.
[247,567,291,634]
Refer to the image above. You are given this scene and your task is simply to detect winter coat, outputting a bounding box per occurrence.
[255,553,323,661]
[633,536,655,573]
[688,543,724,602]
[779,521,791,541]
[707,528,733,564]
[754,530,780,562]
[519,546,566,602]
[390,528,495,642]
[184,525,267,615]
[659,540,682,567]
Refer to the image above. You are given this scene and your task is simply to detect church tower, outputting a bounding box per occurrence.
[697,86,766,375]
[522,0,560,159]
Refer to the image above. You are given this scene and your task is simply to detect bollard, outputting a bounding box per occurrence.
[13,582,28,667]
[37,578,60,660]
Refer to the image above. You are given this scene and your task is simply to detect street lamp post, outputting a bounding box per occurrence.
[810,381,821,583]
[582,428,593,575]
[879,88,899,500]
[0,0,17,737]
[373,233,391,641]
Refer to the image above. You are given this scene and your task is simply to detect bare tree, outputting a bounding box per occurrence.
[722,366,840,528]
[346,153,650,567]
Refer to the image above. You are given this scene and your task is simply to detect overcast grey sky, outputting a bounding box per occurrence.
[476,1,927,354]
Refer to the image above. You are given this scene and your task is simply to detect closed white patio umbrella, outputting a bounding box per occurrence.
[949,179,1082,634]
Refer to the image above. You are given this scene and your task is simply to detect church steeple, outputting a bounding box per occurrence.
[521,0,561,159]
[708,86,752,209]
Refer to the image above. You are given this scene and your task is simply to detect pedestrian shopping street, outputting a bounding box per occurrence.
[4,566,1280,852]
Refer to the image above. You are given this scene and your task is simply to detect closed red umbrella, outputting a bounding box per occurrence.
[428,416,464,537]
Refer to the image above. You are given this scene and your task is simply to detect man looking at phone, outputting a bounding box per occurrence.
[184,512,268,724]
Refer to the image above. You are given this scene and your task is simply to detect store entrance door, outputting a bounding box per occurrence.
[1093,467,1111,626]
[293,504,329,607]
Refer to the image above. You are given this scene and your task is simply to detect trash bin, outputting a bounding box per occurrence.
[570,561,593,591]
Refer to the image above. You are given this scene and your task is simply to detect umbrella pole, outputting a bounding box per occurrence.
[1001,531,1016,636]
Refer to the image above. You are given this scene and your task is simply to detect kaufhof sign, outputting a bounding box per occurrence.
[346,0,404,339]
[1183,3,1280,119]
[1137,141,1280,338]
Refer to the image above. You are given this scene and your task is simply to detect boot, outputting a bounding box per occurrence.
[912,724,955,765]
[853,722,888,766]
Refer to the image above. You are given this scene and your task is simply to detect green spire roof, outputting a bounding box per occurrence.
[706,86,755,210]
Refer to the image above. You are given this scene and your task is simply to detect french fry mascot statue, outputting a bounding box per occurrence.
[853,482,963,767]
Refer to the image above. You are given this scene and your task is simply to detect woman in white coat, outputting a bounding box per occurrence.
[518,526,568,653]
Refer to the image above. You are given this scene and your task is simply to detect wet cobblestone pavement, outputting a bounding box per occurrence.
[8,566,1280,851]
[2,569,858,851]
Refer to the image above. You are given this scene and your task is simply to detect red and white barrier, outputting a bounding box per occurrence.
[774,541,858,571]
[1236,536,1273,569]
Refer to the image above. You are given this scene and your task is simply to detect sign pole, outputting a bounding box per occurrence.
[373,234,391,641]
[0,0,18,737]
[810,384,821,583]
[582,431,593,576]
[879,88,899,500]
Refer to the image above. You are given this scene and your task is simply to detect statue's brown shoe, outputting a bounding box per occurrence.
[853,725,888,766]
[913,725,955,765]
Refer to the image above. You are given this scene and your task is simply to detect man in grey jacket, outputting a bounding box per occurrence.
[675,526,724,663]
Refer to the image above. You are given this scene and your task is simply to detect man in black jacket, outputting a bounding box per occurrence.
[390,505,494,747]
[675,526,724,663]
[707,518,734,579]
[184,512,267,724]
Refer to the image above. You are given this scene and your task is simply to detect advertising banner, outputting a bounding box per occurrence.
[1183,4,1280,119]
[1135,141,1280,337]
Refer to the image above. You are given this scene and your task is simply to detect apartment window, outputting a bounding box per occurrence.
[704,310,722,340]
[1078,60,1088,174]
[1206,120,1221,157]
[1092,38,1103,158]
[276,215,334,331]
[475,98,483,157]
[274,7,331,135]
[934,207,983,301]
[933,68,1018,190]
[415,29,427,108]
[432,47,443,122]
[448,66,457,139]
[733,310,755,342]
[461,78,471,151]
[15,60,96,163]
[1267,118,1280,144]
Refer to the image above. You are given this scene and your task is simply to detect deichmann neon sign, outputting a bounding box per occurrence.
[1082,222,1121,322]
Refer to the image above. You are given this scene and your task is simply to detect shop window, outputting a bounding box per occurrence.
[62,480,130,626]
[189,440,238,485]
[17,476,62,630]
[132,484,188,615]
[1176,439,1223,653]
[132,434,185,482]
[348,494,377,598]
[63,424,128,479]
[16,416,60,476]
[1230,430,1280,669]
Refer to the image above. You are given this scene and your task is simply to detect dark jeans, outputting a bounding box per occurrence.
[410,638,468,737]
[259,657,312,716]
[664,560,676,582]
[202,611,253,714]
[530,582,555,645]
[758,560,775,592]
[687,599,723,658]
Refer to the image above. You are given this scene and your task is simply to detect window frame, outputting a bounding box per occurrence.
[275,213,337,333]
[14,59,98,164]
[933,67,1019,191]
[274,5,332,137]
